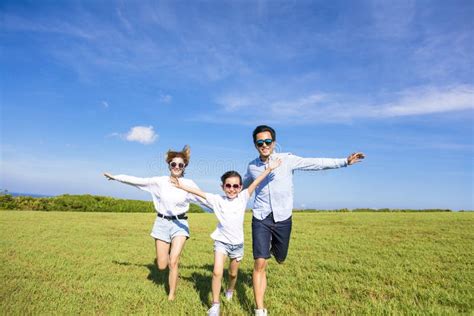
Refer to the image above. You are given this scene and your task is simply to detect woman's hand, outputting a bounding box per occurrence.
[104,173,115,180]
[347,152,365,165]
[268,158,282,171]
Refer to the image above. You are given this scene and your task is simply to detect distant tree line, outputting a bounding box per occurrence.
[295,208,454,212]
[0,193,464,213]
[0,194,204,213]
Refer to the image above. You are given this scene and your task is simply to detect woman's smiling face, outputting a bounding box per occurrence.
[169,157,186,177]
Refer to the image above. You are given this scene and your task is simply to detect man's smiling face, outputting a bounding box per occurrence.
[254,131,275,159]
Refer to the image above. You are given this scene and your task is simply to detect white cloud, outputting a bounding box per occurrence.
[370,85,474,117]
[106,132,121,138]
[216,94,266,112]
[3,14,95,40]
[116,7,133,33]
[4,2,473,121]
[158,92,172,103]
[413,31,474,82]
[207,84,474,125]
[125,126,158,145]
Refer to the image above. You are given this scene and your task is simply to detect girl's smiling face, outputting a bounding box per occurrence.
[221,176,242,199]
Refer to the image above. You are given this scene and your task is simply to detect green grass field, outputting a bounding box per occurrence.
[1,211,473,315]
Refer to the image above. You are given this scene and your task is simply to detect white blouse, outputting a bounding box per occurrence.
[114,175,202,216]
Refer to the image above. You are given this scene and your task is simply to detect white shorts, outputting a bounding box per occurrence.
[150,216,190,243]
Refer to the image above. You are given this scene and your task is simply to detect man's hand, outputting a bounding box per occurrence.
[104,173,115,180]
[347,152,365,165]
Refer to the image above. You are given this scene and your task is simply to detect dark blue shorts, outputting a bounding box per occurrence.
[252,213,292,263]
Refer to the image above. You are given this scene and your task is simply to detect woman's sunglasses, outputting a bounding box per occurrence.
[224,184,241,189]
[170,161,185,169]
[256,139,273,147]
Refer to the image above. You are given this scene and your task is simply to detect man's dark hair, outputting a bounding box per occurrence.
[252,125,276,143]
[221,171,242,185]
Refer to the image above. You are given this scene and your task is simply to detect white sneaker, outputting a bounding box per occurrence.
[255,308,268,316]
[207,303,220,316]
[225,290,233,301]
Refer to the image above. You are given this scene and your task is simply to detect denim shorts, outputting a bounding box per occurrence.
[252,212,292,263]
[214,240,244,261]
[150,216,190,243]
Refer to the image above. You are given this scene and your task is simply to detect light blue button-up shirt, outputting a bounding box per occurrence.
[243,153,348,222]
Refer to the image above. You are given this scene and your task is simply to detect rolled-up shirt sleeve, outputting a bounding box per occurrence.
[287,154,348,171]
[242,166,254,189]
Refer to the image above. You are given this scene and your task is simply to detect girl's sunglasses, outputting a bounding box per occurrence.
[170,162,185,169]
[224,184,241,189]
[256,139,273,147]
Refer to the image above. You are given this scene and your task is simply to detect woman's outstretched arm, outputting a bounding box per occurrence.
[103,173,155,191]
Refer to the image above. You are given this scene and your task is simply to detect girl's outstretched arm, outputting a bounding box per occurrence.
[170,177,207,201]
[247,158,282,196]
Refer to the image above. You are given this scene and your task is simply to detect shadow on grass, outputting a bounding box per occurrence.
[182,263,254,314]
[112,260,254,312]
[182,270,212,308]
[112,260,169,293]
[231,268,254,314]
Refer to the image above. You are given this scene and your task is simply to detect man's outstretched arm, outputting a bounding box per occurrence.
[288,152,365,171]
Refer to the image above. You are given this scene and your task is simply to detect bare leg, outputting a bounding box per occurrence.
[227,258,240,292]
[212,251,227,303]
[155,239,170,270]
[168,236,187,301]
[253,258,267,309]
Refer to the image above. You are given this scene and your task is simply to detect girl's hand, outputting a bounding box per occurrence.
[169,176,180,188]
[268,158,282,171]
[104,173,115,181]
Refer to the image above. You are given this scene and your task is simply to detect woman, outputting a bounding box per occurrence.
[104,145,201,300]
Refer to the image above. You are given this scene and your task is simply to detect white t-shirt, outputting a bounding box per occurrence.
[114,175,202,216]
[205,189,250,245]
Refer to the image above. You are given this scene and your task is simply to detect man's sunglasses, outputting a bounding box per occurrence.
[256,139,273,147]
[170,162,185,169]
[224,183,241,189]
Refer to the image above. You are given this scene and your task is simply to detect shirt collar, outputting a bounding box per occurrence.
[257,154,273,166]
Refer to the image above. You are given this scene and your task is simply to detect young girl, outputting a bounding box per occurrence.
[104,145,203,301]
[171,158,281,316]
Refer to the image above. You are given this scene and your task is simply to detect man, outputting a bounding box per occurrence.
[243,125,364,316]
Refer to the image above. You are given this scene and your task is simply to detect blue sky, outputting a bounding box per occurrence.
[1,0,473,210]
